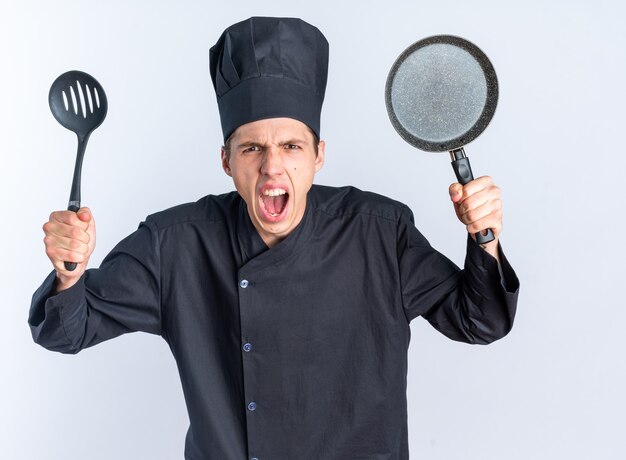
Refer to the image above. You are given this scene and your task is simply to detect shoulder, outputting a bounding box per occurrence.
[144,191,240,230]
[310,184,411,223]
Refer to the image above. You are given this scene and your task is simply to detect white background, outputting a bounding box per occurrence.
[2,0,625,458]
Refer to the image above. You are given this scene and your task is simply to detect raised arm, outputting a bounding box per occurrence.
[398,179,519,344]
[30,211,162,353]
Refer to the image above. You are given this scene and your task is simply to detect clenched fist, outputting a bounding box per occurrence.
[43,207,96,292]
[449,176,502,260]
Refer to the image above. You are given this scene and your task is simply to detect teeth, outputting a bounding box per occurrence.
[263,189,287,197]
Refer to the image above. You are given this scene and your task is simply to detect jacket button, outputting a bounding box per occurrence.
[243,343,253,352]
[248,401,257,411]
[240,279,249,288]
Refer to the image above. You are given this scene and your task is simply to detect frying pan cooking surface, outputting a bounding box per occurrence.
[385,35,498,152]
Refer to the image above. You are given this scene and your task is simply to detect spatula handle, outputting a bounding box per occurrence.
[450,148,495,245]
[64,261,78,271]
[63,136,88,271]
[64,199,80,271]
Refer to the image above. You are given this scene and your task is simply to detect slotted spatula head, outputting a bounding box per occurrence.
[49,70,107,138]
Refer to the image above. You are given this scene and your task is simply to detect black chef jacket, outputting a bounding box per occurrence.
[29,184,519,460]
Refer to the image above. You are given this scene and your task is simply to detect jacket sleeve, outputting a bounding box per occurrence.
[398,205,519,344]
[28,219,162,354]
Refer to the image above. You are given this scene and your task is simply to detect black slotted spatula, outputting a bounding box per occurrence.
[49,70,107,271]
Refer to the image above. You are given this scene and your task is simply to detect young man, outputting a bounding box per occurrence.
[31,17,519,459]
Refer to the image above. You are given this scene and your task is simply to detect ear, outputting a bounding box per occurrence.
[314,140,325,173]
[221,147,232,177]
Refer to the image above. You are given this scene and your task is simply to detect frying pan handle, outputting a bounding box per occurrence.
[63,202,81,271]
[450,148,495,245]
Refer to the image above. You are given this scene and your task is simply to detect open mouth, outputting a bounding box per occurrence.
[259,188,289,220]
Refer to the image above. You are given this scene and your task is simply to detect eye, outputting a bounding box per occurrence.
[243,145,261,153]
[285,144,300,150]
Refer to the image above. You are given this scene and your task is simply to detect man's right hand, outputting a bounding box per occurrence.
[43,207,96,292]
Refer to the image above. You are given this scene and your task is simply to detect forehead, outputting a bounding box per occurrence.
[230,118,313,145]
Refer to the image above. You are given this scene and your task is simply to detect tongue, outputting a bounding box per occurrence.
[264,194,287,215]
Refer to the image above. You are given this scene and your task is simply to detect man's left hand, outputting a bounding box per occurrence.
[449,176,502,260]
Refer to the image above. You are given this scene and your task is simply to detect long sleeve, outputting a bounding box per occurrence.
[398,205,519,344]
[28,219,162,354]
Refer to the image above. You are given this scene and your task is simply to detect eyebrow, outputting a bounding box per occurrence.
[281,138,309,146]
[236,140,262,149]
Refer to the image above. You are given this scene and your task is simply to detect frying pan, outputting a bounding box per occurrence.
[385,35,497,244]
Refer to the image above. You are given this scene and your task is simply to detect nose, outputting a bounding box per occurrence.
[260,147,284,176]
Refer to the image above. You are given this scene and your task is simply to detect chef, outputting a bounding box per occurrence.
[30,16,519,460]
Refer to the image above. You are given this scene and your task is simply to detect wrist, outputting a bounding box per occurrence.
[54,273,80,293]
[480,239,500,262]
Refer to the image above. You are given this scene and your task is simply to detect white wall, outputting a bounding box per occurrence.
[2,0,624,458]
